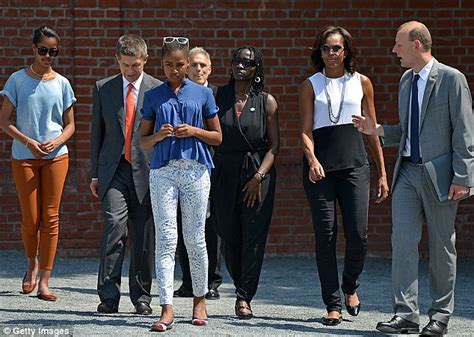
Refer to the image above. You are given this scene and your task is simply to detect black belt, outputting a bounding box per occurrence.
[402,156,423,165]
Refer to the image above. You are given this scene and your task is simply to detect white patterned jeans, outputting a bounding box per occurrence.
[150,160,210,305]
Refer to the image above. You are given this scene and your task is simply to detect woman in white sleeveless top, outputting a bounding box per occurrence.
[299,26,389,325]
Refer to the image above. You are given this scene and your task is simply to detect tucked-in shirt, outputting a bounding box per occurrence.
[403,57,434,157]
[140,79,218,171]
[0,69,76,160]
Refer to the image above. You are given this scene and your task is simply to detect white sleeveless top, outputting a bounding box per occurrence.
[308,71,363,130]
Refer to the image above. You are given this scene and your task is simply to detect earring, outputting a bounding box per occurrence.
[254,76,261,83]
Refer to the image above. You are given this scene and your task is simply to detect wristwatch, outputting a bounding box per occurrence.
[256,171,266,180]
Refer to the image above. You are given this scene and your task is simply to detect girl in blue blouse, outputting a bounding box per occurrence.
[140,37,221,331]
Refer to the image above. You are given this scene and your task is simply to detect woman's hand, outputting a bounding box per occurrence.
[242,175,262,208]
[156,123,175,142]
[27,139,48,159]
[375,175,389,203]
[40,137,63,154]
[174,124,197,138]
[308,159,325,183]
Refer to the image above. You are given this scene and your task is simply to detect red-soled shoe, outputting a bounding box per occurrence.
[150,320,175,332]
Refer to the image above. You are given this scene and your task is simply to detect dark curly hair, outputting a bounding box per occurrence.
[229,46,264,95]
[33,26,60,45]
[310,26,357,74]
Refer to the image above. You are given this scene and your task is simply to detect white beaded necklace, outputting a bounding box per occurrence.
[29,64,48,78]
[322,69,347,124]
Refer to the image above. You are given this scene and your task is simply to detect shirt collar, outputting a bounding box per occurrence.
[414,58,434,81]
[122,72,144,91]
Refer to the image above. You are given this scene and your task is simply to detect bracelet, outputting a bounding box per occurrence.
[256,170,266,180]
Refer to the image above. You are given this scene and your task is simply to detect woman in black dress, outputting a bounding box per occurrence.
[211,46,279,319]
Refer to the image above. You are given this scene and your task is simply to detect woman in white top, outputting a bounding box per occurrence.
[299,26,388,325]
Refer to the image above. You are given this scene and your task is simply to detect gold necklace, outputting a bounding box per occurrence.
[29,65,46,78]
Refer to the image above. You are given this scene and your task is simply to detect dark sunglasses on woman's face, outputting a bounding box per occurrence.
[320,44,344,54]
[232,57,257,68]
[36,46,59,57]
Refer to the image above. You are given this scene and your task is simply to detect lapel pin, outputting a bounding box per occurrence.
[250,107,256,112]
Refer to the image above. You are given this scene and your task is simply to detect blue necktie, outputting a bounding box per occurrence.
[410,74,420,163]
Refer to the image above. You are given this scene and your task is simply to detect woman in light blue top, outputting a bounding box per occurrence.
[140,37,221,331]
[0,26,76,301]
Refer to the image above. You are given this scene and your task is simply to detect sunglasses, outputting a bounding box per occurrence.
[163,36,189,45]
[232,57,257,68]
[36,46,59,57]
[190,62,209,68]
[320,44,344,54]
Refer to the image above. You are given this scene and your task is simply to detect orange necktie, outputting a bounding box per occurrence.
[125,83,135,163]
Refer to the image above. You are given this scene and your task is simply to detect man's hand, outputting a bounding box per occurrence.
[90,179,99,198]
[448,183,469,200]
[352,115,382,136]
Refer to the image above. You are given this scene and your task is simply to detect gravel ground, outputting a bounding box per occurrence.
[0,250,473,336]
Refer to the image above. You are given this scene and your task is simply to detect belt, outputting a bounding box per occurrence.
[402,156,423,165]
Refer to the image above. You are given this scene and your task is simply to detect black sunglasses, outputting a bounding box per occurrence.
[232,57,257,68]
[320,44,344,54]
[36,46,59,57]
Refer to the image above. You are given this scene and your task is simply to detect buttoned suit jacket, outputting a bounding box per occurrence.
[90,73,162,203]
[383,59,473,196]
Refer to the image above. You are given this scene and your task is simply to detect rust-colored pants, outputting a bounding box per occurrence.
[12,154,69,271]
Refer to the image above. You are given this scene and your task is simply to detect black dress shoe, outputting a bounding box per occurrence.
[345,293,361,316]
[376,315,419,334]
[135,301,152,315]
[420,320,448,335]
[205,287,220,300]
[97,301,118,313]
[322,313,342,326]
[173,285,193,298]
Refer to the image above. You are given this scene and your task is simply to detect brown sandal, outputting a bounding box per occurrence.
[235,299,253,319]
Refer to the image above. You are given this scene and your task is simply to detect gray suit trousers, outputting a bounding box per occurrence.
[391,161,458,325]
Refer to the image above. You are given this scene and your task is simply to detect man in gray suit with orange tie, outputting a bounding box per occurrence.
[353,21,473,335]
[90,34,162,315]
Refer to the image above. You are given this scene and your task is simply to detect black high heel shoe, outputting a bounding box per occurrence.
[345,293,361,316]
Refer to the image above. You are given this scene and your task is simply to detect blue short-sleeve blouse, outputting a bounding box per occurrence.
[140,79,218,171]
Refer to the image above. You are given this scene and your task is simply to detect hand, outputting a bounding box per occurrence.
[26,139,48,159]
[90,179,99,198]
[308,160,325,183]
[448,183,469,200]
[40,137,63,154]
[175,124,197,138]
[156,124,175,142]
[375,175,389,203]
[352,115,378,136]
[242,176,262,208]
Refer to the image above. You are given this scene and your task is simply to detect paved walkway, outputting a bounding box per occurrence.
[0,250,473,336]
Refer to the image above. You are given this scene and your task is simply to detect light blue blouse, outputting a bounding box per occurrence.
[141,79,218,171]
[0,69,76,160]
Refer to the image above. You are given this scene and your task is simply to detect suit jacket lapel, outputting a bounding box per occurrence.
[399,72,412,132]
[110,75,125,136]
[135,73,149,132]
[420,60,438,129]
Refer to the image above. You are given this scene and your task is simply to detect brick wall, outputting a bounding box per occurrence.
[0,1,473,258]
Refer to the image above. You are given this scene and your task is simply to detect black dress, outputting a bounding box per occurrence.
[211,84,276,303]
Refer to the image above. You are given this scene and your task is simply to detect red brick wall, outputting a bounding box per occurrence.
[0,1,473,258]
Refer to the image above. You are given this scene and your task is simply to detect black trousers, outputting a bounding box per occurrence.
[303,163,369,313]
[211,153,276,303]
[176,201,223,291]
[97,158,155,305]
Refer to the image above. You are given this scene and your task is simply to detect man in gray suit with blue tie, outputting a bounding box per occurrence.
[353,21,473,335]
[90,34,162,315]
